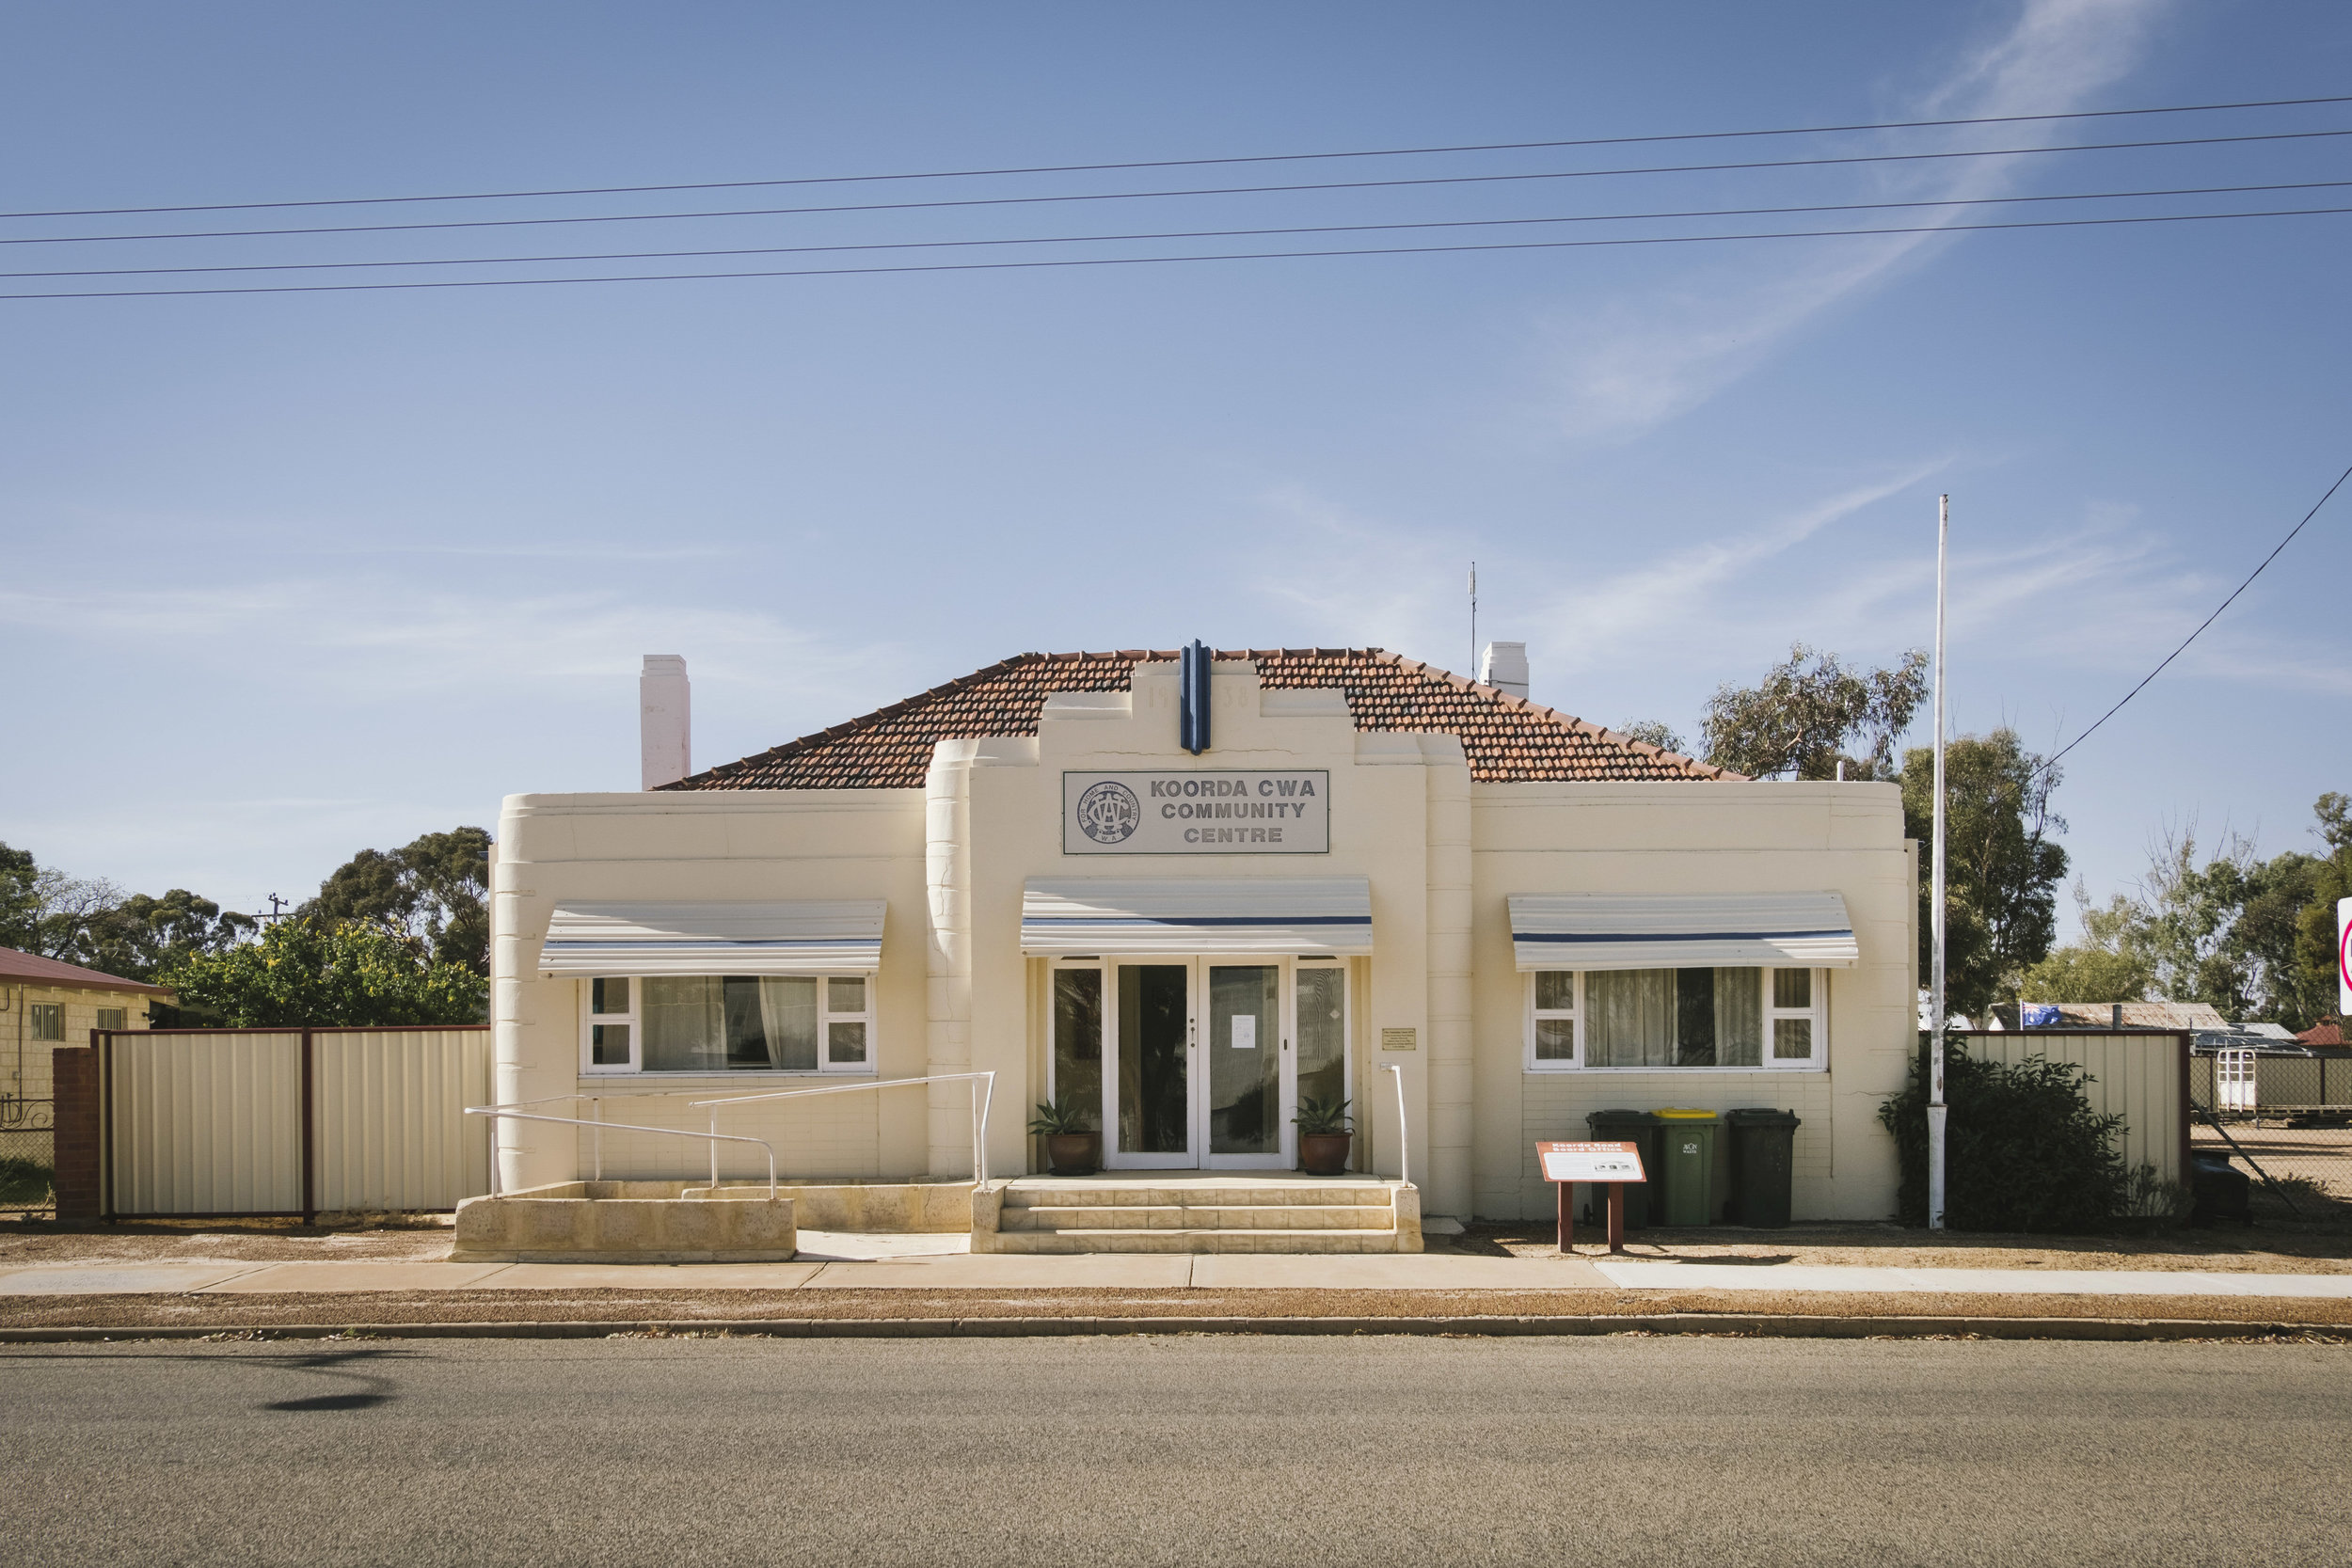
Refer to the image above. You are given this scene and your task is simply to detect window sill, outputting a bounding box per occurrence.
[1523,1064,1825,1075]
[576,1070,879,1086]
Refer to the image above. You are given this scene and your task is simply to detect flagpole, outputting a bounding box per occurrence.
[1469,561,1478,675]
[1929,494,1949,1231]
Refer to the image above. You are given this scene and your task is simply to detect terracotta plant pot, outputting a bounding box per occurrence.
[1298,1131,1352,1176]
[1045,1132,1101,1176]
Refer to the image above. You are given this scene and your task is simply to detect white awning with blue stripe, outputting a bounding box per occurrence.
[1509,893,1858,972]
[539,901,885,976]
[1022,878,1374,957]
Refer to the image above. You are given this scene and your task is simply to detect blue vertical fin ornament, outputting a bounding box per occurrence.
[1179,640,1212,754]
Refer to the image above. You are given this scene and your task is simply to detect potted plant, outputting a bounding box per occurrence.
[1027,1096,1101,1175]
[1294,1095,1354,1176]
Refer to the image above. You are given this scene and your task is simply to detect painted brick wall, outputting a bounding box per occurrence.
[50,1046,100,1223]
[1516,1069,1839,1224]
[567,1089,886,1182]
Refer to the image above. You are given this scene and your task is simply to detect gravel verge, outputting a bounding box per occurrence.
[8,1283,2352,1334]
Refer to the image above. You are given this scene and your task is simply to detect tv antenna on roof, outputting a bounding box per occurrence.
[1468,561,1477,675]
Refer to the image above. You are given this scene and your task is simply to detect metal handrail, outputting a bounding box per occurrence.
[472,1093,608,1189]
[1381,1062,1409,1187]
[689,1071,997,1188]
[464,1105,776,1197]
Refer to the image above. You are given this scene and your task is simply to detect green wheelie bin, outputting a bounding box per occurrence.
[1725,1107,1802,1227]
[1582,1109,1661,1229]
[1652,1109,1720,1227]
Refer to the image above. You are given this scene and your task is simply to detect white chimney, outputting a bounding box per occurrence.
[1479,641,1529,700]
[640,655,691,789]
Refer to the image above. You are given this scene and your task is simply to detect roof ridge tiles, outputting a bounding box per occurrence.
[662,644,1736,790]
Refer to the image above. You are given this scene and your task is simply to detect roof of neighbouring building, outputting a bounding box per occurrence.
[2300,1021,2344,1048]
[2036,1001,2233,1030]
[0,945,174,997]
[663,647,1741,791]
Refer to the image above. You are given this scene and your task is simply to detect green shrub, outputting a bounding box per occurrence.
[0,1156,55,1207]
[2114,1164,2194,1235]
[1879,1044,2127,1232]
[159,915,486,1027]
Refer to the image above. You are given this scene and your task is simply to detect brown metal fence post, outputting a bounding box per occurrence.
[2177,1030,2192,1182]
[100,1028,115,1221]
[299,1028,317,1226]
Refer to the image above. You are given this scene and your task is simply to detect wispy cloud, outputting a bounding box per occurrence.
[1542,0,2171,443]
[1246,485,1474,668]
[1942,513,2352,697]
[0,579,905,703]
[1545,463,1948,668]
[326,542,736,562]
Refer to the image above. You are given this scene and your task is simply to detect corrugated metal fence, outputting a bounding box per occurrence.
[98,1027,490,1219]
[1954,1028,2188,1184]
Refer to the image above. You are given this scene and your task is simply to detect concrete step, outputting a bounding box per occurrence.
[987,1227,1406,1255]
[1007,1183,1390,1208]
[1001,1203,1396,1232]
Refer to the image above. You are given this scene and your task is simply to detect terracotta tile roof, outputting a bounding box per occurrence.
[0,945,174,996]
[2299,1021,2344,1048]
[667,648,1738,791]
[2041,1001,2233,1030]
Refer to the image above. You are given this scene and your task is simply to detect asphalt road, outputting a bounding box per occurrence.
[4,1335,2347,1566]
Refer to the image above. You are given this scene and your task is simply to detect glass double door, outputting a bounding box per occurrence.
[1052,958,1348,1170]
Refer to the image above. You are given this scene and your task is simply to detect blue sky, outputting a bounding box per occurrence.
[3,0,2348,936]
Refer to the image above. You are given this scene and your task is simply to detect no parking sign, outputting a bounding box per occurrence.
[2339,897,2351,1014]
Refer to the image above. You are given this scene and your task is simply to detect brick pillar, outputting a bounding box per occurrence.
[51,1046,101,1224]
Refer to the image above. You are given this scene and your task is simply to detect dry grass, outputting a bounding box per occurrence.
[1453,1220,2352,1274]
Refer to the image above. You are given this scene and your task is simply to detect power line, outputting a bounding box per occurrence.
[2037,461,2352,776]
[8,179,2344,282]
[8,92,2347,220]
[7,202,2344,301]
[9,127,2348,248]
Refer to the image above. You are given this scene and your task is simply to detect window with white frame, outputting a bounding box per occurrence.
[580,975,873,1074]
[1524,968,1825,1071]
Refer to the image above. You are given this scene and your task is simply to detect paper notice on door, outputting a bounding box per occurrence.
[1231,1016,1257,1050]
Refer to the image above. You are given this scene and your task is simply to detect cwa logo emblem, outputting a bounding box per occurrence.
[1075,781,1142,844]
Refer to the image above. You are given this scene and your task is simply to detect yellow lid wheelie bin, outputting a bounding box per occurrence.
[1652,1109,1720,1227]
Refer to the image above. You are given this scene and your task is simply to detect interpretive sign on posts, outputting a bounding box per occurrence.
[1537,1141,1645,1255]
[1537,1142,1646,1184]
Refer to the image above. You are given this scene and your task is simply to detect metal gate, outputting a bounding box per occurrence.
[2215,1048,2258,1113]
[0,1096,53,1219]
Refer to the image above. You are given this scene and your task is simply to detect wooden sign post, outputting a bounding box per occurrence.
[1536,1141,1647,1255]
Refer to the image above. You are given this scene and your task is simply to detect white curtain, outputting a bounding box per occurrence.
[1715,968,1762,1066]
[642,977,724,1071]
[757,976,818,1071]
[1586,970,1677,1067]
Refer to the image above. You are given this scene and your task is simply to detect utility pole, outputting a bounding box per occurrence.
[1929,494,1949,1231]
[1468,562,1478,674]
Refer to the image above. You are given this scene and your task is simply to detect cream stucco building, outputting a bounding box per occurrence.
[491,646,1917,1229]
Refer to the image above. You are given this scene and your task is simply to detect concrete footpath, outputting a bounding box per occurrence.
[7,1233,2352,1301]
